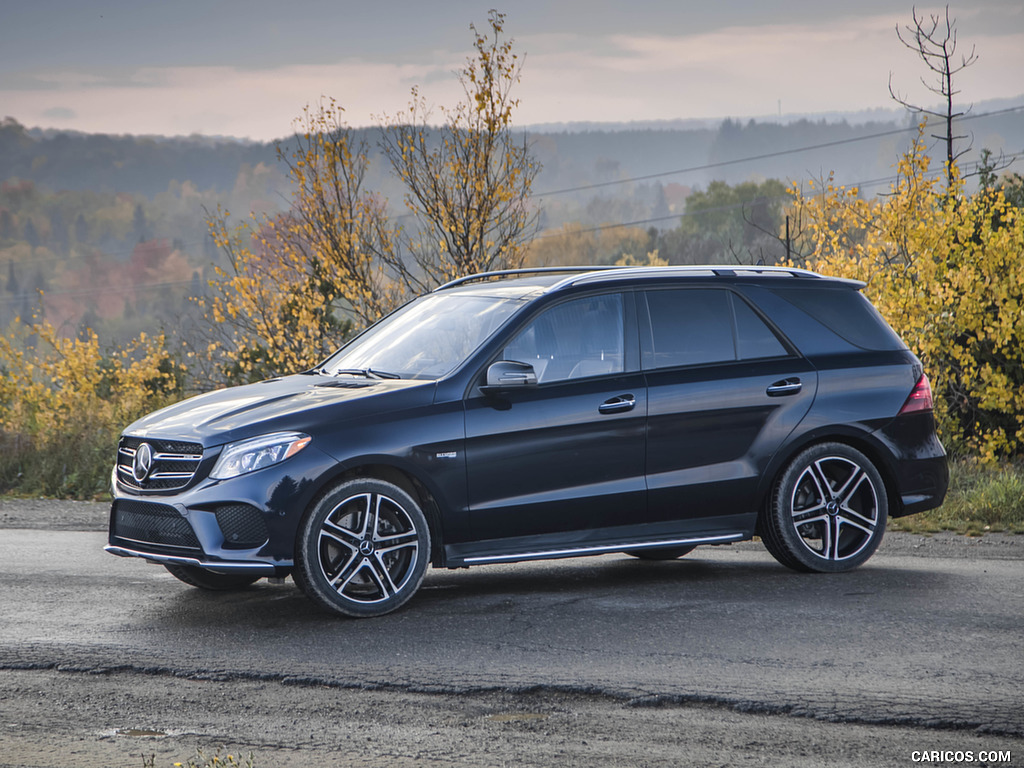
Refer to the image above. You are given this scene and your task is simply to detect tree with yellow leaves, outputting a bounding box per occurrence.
[788,128,1024,459]
[200,11,539,384]
[380,9,540,286]
[199,101,406,384]
[0,316,184,496]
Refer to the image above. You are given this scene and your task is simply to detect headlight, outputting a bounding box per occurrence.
[210,432,312,480]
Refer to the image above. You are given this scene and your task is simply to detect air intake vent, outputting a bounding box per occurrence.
[215,504,270,549]
[315,380,373,389]
[111,499,201,551]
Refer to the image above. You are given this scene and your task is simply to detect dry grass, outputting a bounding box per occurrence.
[891,458,1024,535]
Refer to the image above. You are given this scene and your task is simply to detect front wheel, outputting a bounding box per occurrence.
[163,563,262,591]
[760,442,887,573]
[294,478,430,618]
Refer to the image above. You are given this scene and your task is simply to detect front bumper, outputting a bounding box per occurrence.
[104,543,278,574]
[106,443,337,572]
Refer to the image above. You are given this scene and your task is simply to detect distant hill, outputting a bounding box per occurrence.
[4,96,1022,210]
[1,98,1021,346]
[2,117,278,198]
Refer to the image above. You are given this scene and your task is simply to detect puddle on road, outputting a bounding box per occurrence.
[117,728,167,737]
[99,727,169,738]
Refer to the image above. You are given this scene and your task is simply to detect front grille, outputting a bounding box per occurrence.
[117,436,203,492]
[112,499,201,551]
[215,504,269,549]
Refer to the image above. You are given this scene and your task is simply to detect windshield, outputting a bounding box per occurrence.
[320,291,525,380]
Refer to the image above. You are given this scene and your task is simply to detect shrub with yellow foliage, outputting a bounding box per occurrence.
[0,316,184,497]
[789,130,1024,459]
[525,224,653,268]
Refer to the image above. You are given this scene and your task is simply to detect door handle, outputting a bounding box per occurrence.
[766,378,802,397]
[599,394,636,414]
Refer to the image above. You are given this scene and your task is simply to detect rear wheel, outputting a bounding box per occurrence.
[294,478,430,618]
[626,545,696,561]
[163,563,262,591]
[760,442,887,573]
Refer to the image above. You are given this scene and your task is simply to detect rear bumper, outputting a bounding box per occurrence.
[893,455,949,517]
[875,412,949,518]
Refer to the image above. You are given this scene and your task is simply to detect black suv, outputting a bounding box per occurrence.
[107,266,948,617]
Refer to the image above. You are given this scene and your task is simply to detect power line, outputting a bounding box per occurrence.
[2,148,1019,305]
[533,149,1022,240]
[3,105,1021,276]
[4,147,1021,297]
[530,104,1024,198]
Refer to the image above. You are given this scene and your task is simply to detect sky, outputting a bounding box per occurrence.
[1,0,1023,141]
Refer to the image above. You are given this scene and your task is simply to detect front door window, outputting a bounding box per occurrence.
[502,293,624,383]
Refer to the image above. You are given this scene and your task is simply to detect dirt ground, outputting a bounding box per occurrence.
[3,666,1022,768]
[2,498,1021,767]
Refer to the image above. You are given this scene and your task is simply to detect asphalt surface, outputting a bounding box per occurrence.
[1,499,1022,767]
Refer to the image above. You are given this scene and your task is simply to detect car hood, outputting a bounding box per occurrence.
[123,374,435,447]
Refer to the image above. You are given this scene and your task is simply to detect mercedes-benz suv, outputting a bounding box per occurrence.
[106,266,948,617]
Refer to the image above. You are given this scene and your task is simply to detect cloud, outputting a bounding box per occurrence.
[515,14,1024,122]
[3,11,1023,139]
[1,59,466,140]
[28,71,113,89]
[42,107,76,120]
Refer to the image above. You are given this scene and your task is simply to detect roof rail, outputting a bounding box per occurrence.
[558,264,826,289]
[436,264,839,294]
[436,266,623,291]
[706,265,823,278]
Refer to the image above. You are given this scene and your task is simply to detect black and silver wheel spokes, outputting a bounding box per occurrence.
[316,492,420,605]
[789,456,879,562]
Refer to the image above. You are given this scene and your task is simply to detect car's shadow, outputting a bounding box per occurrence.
[144,548,955,633]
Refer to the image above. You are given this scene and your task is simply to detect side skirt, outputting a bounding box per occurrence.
[459,532,745,566]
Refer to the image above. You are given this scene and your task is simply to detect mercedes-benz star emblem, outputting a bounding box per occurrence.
[132,442,154,483]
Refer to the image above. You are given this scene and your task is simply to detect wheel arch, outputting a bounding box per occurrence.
[757,428,902,525]
[299,460,448,568]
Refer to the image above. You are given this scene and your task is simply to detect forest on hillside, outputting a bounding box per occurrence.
[1,100,1022,348]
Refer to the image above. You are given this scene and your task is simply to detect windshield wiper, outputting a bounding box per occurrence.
[331,367,402,380]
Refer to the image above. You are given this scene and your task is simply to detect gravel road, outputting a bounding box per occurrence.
[1,498,1022,768]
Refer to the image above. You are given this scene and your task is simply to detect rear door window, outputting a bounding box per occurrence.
[642,288,789,369]
[733,295,789,360]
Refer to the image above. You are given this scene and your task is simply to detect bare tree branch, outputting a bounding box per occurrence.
[888,5,978,190]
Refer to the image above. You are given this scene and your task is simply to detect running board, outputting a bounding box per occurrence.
[462,533,745,565]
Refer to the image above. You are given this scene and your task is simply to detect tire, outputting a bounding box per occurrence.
[294,478,430,618]
[163,563,262,591]
[760,442,887,573]
[626,545,696,561]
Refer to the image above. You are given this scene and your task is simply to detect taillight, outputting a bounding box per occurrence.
[899,374,934,414]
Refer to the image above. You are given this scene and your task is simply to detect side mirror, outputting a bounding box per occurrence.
[483,360,538,392]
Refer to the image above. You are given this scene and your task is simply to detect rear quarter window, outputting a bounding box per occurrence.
[767,286,906,351]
